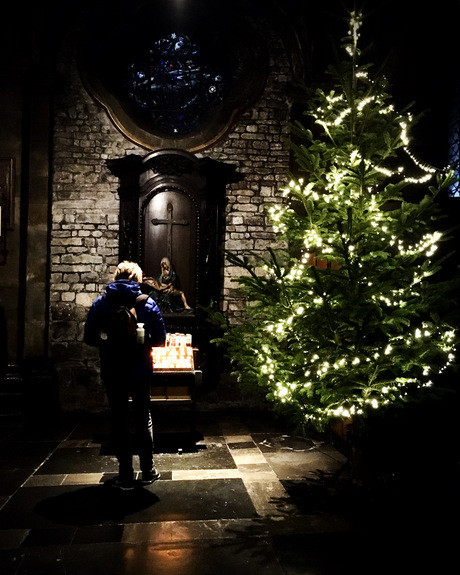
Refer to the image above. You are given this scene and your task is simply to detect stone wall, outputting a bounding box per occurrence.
[49,25,293,412]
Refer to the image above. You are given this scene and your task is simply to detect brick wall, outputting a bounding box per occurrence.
[49,26,293,411]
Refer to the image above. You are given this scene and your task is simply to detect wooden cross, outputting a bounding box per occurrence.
[151,202,189,262]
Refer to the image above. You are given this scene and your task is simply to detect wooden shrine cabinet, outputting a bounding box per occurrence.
[107,150,240,401]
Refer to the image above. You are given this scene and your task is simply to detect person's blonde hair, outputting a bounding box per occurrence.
[114,261,143,283]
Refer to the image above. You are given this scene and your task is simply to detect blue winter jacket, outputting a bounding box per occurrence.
[84,279,166,379]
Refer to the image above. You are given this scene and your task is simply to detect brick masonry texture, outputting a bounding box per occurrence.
[50,26,293,411]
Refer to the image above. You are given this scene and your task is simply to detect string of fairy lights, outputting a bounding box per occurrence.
[251,10,458,425]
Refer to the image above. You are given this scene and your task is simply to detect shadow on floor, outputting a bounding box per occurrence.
[34,483,159,526]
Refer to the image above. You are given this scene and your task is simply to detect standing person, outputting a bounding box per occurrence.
[84,261,166,489]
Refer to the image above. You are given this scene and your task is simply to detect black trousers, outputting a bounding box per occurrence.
[104,371,154,479]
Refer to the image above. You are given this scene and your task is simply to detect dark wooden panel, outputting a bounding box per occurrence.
[143,188,198,307]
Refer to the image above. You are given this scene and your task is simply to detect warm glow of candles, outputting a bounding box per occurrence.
[152,333,194,370]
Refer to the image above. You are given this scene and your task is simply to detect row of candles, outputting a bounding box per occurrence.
[151,333,194,370]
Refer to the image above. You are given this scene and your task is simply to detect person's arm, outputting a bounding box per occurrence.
[84,299,106,347]
[143,298,166,347]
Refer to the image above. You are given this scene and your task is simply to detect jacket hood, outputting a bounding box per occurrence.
[104,279,142,306]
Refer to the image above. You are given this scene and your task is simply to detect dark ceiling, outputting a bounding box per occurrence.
[1,0,459,163]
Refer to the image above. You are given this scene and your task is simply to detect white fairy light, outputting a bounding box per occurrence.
[378,104,394,114]
[404,147,437,174]
[400,121,410,146]
[348,10,363,49]
[252,11,460,427]
[357,96,375,111]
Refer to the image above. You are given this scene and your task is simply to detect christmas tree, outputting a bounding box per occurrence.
[211,9,459,431]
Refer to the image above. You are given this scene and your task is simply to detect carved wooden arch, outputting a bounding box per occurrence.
[107,149,241,334]
[139,184,202,311]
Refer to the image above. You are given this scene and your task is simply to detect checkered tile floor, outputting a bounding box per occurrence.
[0,408,456,574]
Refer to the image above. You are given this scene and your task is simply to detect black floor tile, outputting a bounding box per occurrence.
[254,433,316,453]
[72,523,125,545]
[32,431,234,474]
[9,538,287,575]
[8,418,79,442]
[153,431,205,454]
[65,415,111,442]
[0,442,60,471]
[0,549,27,575]
[117,539,285,575]
[21,526,77,547]
[134,478,258,522]
[0,419,24,442]
[0,484,160,529]
[35,447,118,475]
[0,477,257,529]
[0,467,37,497]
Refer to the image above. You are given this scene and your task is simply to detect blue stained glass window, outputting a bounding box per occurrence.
[448,88,460,197]
[125,33,226,135]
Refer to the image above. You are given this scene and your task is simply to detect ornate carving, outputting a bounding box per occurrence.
[145,155,195,178]
[107,150,240,340]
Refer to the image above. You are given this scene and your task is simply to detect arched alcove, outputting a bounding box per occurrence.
[107,149,241,338]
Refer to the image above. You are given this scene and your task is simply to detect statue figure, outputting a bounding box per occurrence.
[142,257,192,314]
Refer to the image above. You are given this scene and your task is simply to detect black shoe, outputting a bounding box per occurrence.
[141,469,161,484]
[110,475,135,490]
